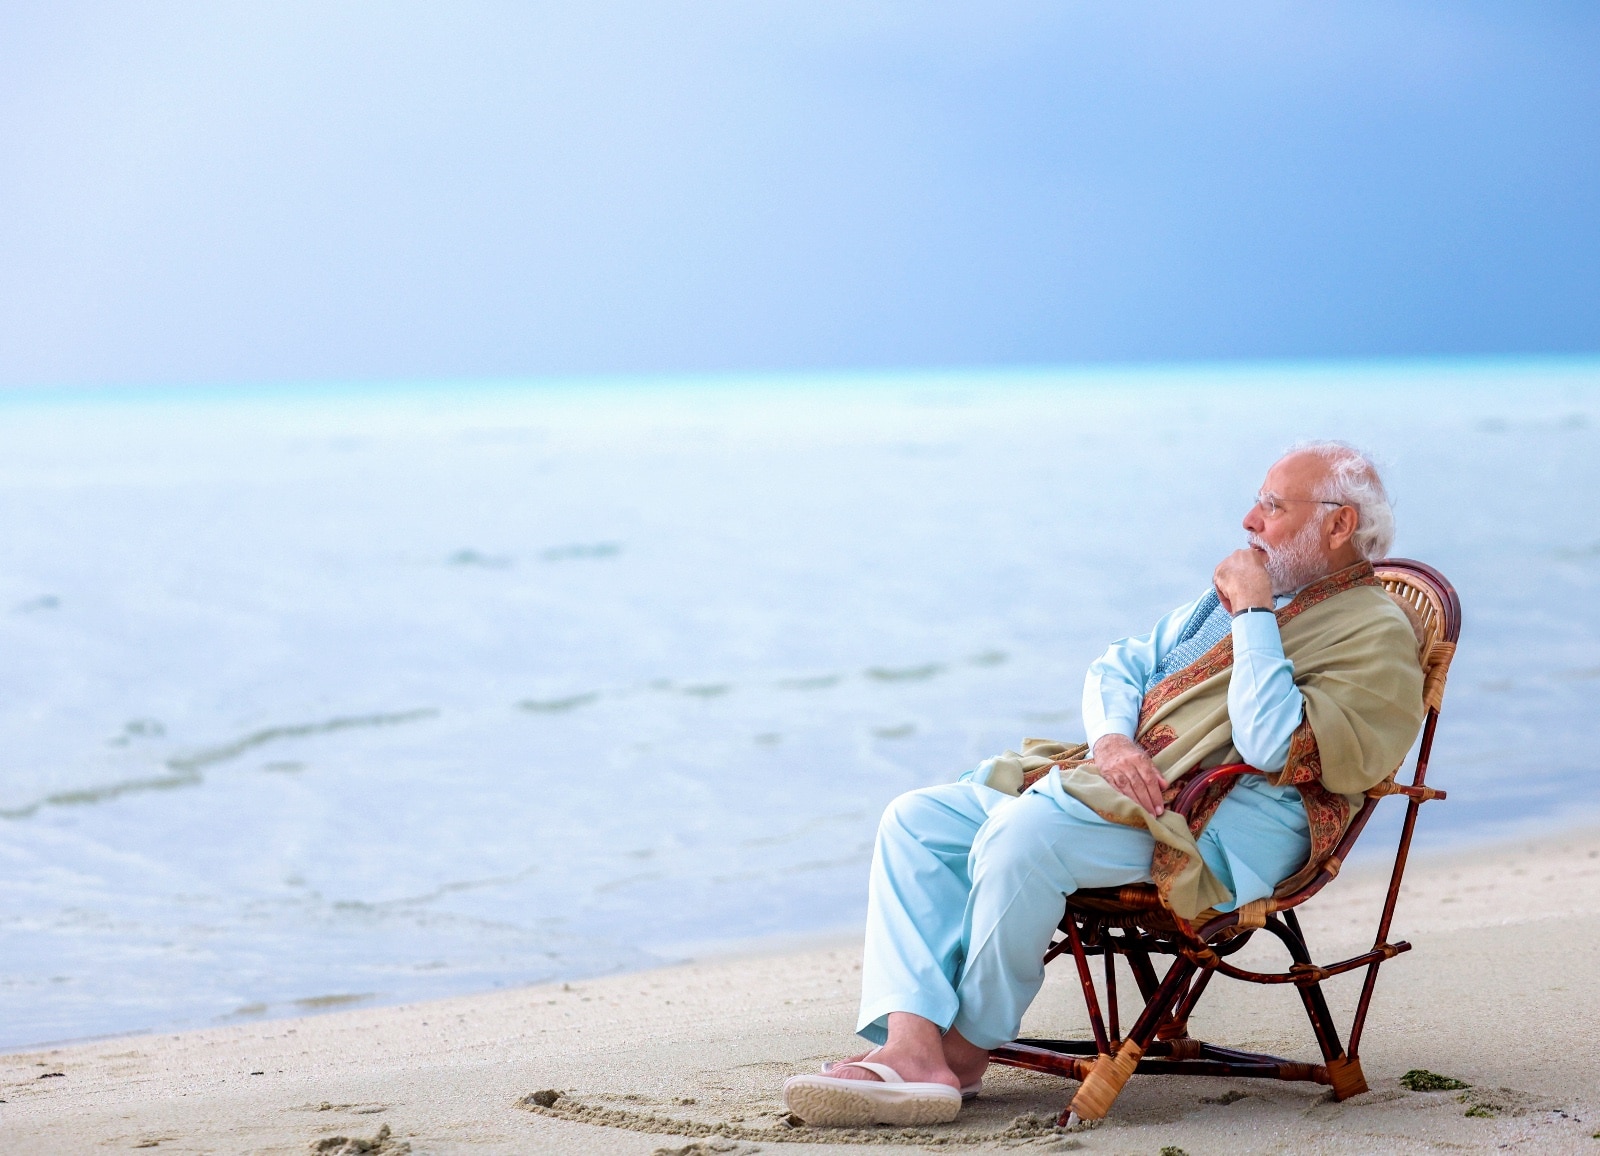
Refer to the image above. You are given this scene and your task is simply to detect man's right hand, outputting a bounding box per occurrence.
[1091,733,1167,816]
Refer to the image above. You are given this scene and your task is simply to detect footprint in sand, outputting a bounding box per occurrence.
[310,1123,409,1154]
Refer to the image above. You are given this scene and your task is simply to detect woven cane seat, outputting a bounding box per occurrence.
[1066,883,1168,924]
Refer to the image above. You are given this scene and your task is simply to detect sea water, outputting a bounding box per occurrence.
[1,360,1596,1050]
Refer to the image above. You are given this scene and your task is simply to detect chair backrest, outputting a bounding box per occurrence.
[1248,557,1463,921]
[1373,558,1462,713]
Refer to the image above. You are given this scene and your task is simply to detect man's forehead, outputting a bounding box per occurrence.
[1262,451,1328,491]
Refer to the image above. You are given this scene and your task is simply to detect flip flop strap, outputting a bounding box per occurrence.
[834,1061,903,1084]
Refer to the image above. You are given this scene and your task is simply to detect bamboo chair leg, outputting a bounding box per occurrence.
[1155,964,1213,1041]
[1065,954,1197,1125]
[1103,943,1120,1044]
[1349,795,1424,1060]
[1064,917,1111,1055]
[1296,977,1366,1098]
[1123,939,1162,1004]
[1278,911,1367,1099]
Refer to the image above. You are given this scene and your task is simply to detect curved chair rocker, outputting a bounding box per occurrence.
[987,559,1461,1126]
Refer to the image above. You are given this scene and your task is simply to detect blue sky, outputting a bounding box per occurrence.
[1,2,1596,388]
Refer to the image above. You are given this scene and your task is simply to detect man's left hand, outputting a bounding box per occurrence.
[1214,548,1273,614]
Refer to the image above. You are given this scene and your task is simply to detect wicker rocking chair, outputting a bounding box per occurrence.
[987,558,1461,1125]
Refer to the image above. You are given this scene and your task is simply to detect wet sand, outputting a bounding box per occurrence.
[6,826,1600,1155]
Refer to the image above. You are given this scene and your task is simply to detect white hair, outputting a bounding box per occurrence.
[1286,440,1395,561]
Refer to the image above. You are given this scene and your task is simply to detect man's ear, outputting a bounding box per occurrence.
[1327,506,1359,549]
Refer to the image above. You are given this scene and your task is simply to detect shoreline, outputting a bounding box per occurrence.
[15,812,1595,1063]
[0,925,872,1063]
[7,825,1600,1154]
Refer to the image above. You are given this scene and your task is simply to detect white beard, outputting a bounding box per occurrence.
[1250,516,1332,596]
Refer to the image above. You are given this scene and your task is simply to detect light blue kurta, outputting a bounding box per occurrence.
[856,590,1313,1050]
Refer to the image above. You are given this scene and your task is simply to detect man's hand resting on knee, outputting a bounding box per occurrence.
[1091,734,1167,816]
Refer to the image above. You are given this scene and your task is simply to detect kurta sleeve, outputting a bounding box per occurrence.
[1082,593,1210,747]
[1228,611,1304,771]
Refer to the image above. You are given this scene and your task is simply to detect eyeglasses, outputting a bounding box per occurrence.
[1253,492,1346,518]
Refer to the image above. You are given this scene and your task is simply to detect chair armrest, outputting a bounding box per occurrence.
[1172,763,1264,817]
[1365,780,1447,803]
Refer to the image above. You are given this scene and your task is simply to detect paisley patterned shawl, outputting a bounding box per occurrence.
[1028,561,1426,922]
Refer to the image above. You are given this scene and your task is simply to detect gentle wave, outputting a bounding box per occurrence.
[0,709,438,820]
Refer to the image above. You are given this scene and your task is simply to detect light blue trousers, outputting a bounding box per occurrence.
[856,770,1310,1050]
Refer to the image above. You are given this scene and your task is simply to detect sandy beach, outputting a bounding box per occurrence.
[5,5,1597,1153]
[6,825,1600,1155]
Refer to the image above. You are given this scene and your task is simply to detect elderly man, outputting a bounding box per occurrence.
[783,441,1426,1127]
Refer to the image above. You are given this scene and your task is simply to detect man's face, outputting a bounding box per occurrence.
[1241,452,1333,555]
[1242,452,1339,594]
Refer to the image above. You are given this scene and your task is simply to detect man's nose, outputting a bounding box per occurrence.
[1242,505,1263,533]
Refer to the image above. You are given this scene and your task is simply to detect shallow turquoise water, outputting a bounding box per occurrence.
[1,359,1595,1049]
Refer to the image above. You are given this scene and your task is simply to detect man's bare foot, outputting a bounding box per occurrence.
[820,1050,871,1073]
[941,1028,990,1088]
[825,1044,960,1089]
[822,1015,961,1090]
[823,1022,989,1089]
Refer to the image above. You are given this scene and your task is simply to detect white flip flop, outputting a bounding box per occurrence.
[783,1060,963,1126]
[820,1060,980,1100]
